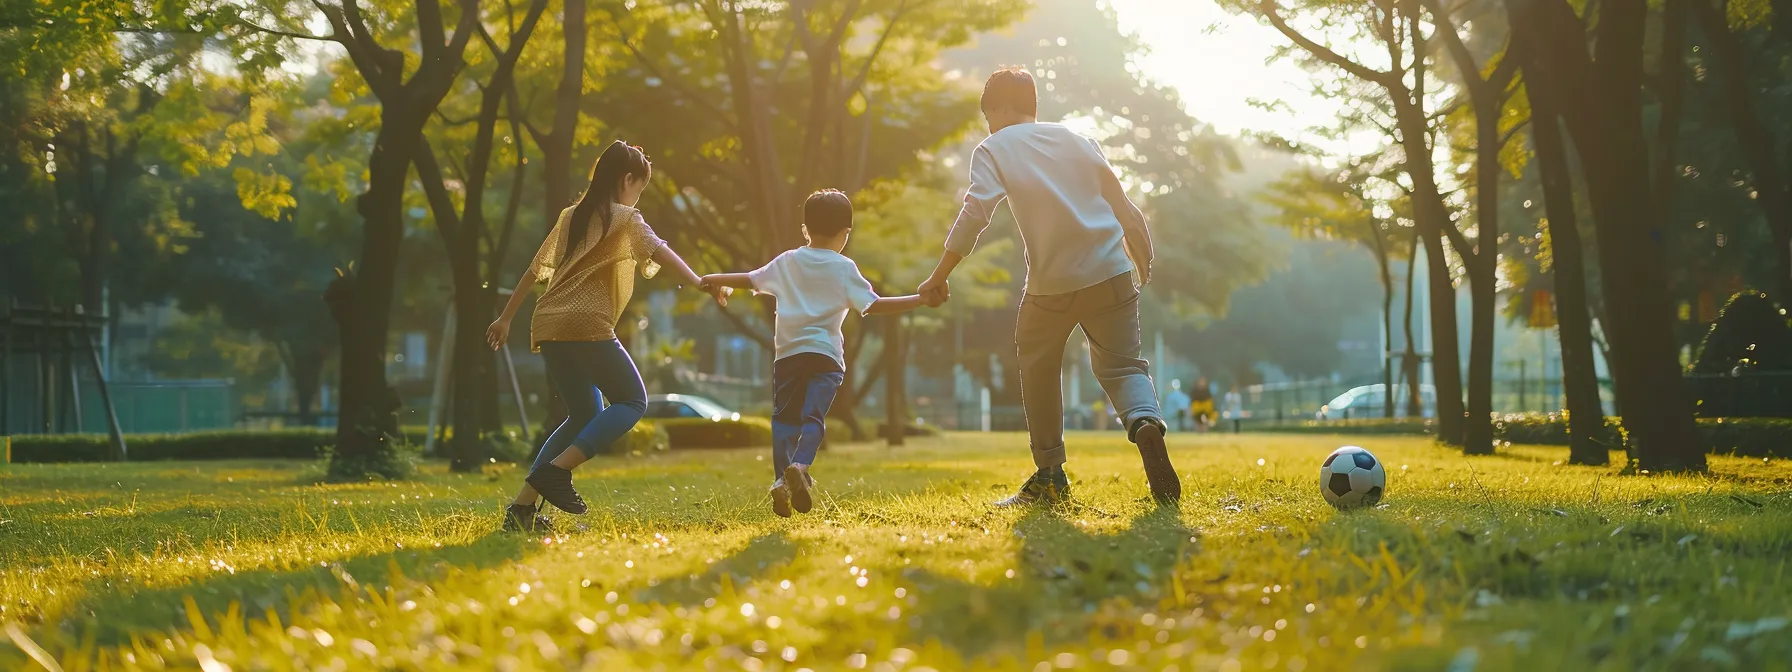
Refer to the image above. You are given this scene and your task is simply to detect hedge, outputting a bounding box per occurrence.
[5,421,673,464]
[657,417,774,449]
[1259,414,1792,458]
[8,429,341,463]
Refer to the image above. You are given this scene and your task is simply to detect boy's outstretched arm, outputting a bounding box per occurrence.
[1100,165,1154,285]
[865,294,930,315]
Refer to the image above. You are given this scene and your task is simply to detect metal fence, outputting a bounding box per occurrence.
[2,377,234,435]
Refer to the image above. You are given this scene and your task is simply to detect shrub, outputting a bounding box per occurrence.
[1697,417,1792,458]
[1250,418,1433,436]
[11,429,339,463]
[658,417,773,449]
[1492,413,1626,448]
[616,421,671,455]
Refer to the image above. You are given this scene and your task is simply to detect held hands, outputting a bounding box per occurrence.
[917,273,950,308]
[485,317,511,351]
[697,275,733,307]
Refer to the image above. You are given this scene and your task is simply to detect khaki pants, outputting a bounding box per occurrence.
[1016,273,1162,469]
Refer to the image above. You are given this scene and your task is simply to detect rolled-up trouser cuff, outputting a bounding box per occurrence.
[1126,413,1166,442]
[1032,442,1068,470]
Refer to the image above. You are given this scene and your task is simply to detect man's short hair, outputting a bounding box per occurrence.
[981,66,1038,118]
[803,189,853,238]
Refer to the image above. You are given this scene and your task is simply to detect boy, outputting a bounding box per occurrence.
[917,66,1179,505]
[701,190,932,517]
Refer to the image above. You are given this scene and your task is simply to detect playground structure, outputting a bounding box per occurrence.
[0,302,128,459]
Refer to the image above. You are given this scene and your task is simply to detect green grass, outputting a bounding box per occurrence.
[2,432,1790,671]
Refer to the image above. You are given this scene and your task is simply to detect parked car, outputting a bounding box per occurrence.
[1315,384,1436,420]
[645,394,740,422]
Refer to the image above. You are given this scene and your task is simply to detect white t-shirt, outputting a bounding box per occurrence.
[747,247,881,367]
[944,122,1134,296]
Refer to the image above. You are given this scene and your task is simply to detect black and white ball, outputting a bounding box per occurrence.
[1320,445,1386,509]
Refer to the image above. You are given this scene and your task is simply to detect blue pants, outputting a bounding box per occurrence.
[771,353,844,479]
[532,340,647,472]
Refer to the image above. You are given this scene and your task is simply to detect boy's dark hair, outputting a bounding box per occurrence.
[981,66,1038,118]
[803,189,854,238]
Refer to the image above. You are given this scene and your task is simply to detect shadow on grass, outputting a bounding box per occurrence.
[893,502,1196,659]
[62,530,534,647]
[636,531,800,606]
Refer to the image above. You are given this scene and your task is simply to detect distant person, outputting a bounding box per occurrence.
[1164,380,1192,431]
[1224,385,1245,433]
[918,67,1178,505]
[1189,376,1215,432]
[487,141,726,533]
[701,190,933,518]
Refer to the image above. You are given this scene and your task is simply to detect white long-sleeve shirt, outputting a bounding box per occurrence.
[944,122,1134,296]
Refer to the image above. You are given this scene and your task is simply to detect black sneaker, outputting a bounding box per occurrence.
[1131,417,1181,504]
[525,465,588,514]
[785,464,815,514]
[994,469,1071,507]
[503,503,554,533]
[770,478,792,518]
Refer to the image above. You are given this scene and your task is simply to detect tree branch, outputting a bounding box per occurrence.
[1259,1,1395,86]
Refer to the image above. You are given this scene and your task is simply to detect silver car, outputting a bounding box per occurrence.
[645,394,740,422]
[1316,384,1436,420]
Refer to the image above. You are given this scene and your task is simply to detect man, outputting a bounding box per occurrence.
[919,67,1179,505]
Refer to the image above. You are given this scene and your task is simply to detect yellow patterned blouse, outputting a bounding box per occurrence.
[527,203,666,351]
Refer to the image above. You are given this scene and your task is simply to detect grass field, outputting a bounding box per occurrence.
[2,432,1790,671]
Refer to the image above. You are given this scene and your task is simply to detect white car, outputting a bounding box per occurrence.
[645,394,740,422]
[1316,384,1436,420]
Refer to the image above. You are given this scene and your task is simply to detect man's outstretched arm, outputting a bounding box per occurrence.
[919,250,964,306]
[1100,166,1154,285]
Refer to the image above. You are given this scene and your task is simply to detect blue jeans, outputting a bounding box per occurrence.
[771,353,844,479]
[532,340,647,472]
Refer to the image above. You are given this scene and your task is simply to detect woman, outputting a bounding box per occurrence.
[487,141,722,532]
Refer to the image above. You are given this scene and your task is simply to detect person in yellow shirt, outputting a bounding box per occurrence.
[1188,376,1215,432]
[487,141,724,532]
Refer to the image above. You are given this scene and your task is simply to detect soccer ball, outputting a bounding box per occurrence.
[1320,445,1386,509]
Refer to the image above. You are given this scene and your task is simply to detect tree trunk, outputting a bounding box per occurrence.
[329,113,414,478]
[1525,81,1609,465]
[1524,0,1705,471]
[1367,217,1396,419]
[539,0,585,218]
[1382,270,1395,419]
[1403,230,1423,417]
[1459,98,1503,456]
[884,314,906,447]
[1419,210,1462,444]
[448,284,498,471]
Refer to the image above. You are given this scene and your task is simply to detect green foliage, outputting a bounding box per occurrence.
[657,416,774,449]
[10,430,340,462]
[1692,291,1792,374]
[1294,413,1792,458]
[5,434,1792,669]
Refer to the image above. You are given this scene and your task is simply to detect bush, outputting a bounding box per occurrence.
[1248,418,1433,436]
[11,429,339,463]
[1492,413,1626,448]
[1694,417,1792,458]
[593,421,671,456]
[658,417,773,449]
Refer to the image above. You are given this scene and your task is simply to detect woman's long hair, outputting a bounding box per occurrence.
[563,141,651,263]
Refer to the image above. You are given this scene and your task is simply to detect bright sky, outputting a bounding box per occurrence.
[1105,0,1353,148]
